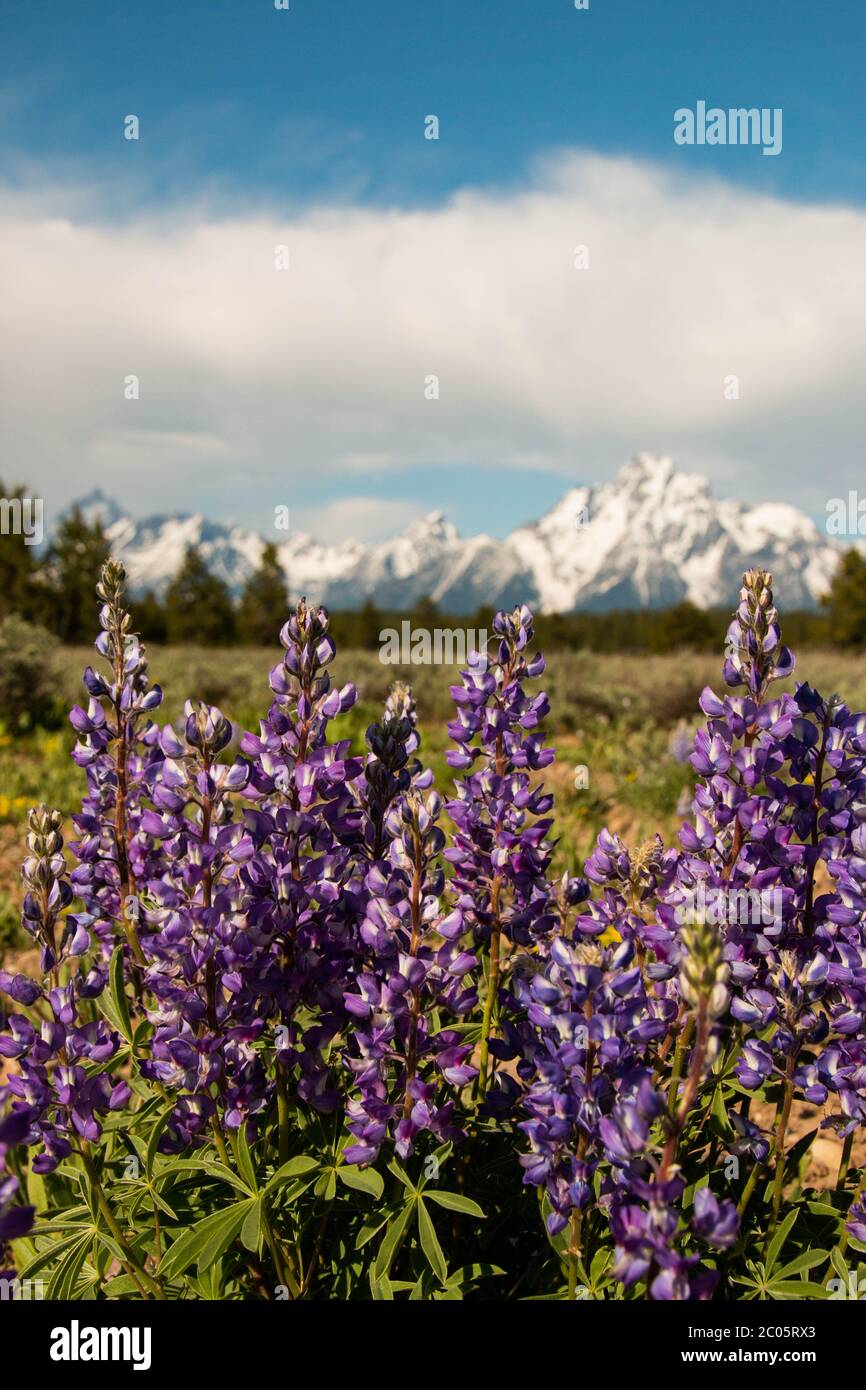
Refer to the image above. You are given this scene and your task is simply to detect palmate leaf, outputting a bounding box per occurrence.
[17,1230,96,1283]
[159,1199,256,1282]
[47,1233,93,1301]
[159,1155,253,1196]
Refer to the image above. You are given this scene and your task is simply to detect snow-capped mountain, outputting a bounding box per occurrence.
[67,455,840,613]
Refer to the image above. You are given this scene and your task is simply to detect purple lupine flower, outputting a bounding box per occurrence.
[673,568,866,1164]
[343,787,477,1164]
[846,1193,866,1244]
[235,599,365,1125]
[691,1186,739,1248]
[68,559,165,974]
[135,700,270,1137]
[0,1107,35,1256]
[446,605,556,1106]
[20,806,74,974]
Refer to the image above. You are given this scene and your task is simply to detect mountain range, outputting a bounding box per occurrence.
[67,454,840,613]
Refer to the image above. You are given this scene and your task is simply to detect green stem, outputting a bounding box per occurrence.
[80,1147,165,1300]
[667,1014,695,1115]
[736,1159,763,1218]
[766,1051,796,1245]
[263,1209,301,1299]
[822,1171,866,1284]
[566,1208,582,1300]
[659,1003,708,1183]
[476,881,503,1102]
[210,1113,230,1166]
[276,1063,290,1166]
[300,1202,334,1296]
[837,1130,855,1189]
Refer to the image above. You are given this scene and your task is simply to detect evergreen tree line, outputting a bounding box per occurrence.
[2,481,865,649]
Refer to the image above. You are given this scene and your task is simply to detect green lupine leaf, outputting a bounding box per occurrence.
[109,943,133,1042]
[263,1155,320,1196]
[444,1263,504,1289]
[830,1246,850,1283]
[370,1271,393,1301]
[766,1279,830,1299]
[47,1234,92,1301]
[417,1199,448,1284]
[232,1125,258,1194]
[92,982,129,1040]
[95,1228,141,1273]
[104,1274,145,1298]
[240,1199,263,1254]
[148,1187,179,1221]
[356,1209,391,1250]
[160,1200,254,1282]
[709,1085,734,1139]
[17,1231,93,1282]
[374,1203,414,1279]
[775,1249,829,1279]
[315,1167,337,1202]
[424,1190,485,1218]
[27,1169,49,1215]
[386,1158,413,1190]
[146,1106,175,1181]
[196,1200,257,1275]
[784,1127,820,1175]
[337,1165,384,1199]
[766,1208,798,1272]
[806,1200,841,1219]
[590,1246,613,1282]
[269,1177,316,1208]
[160,1156,252,1195]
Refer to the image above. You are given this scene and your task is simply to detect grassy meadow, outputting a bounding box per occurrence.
[3,641,866,961]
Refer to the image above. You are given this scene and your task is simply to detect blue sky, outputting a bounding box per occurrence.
[1,0,864,539]
[5,0,864,209]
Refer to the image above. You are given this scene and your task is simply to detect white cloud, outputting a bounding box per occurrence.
[1,153,864,530]
[295,496,423,544]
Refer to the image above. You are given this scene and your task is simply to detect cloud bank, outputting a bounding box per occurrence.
[1,153,864,537]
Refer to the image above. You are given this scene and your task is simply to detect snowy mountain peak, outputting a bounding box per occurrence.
[61,456,840,613]
[619,451,676,488]
[403,511,459,546]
